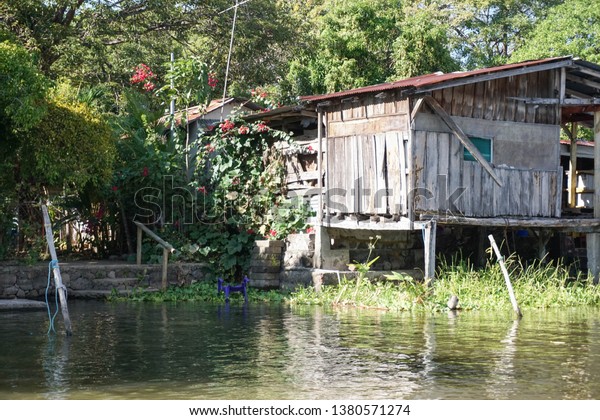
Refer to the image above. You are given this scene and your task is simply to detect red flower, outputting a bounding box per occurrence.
[268,229,277,238]
[112,186,118,192]
[260,92,267,98]
[220,120,235,133]
[247,228,254,235]
[238,125,249,135]
[131,63,155,86]
[206,125,215,131]
[197,186,207,194]
[256,122,269,133]
[307,145,314,152]
[142,167,149,177]
[208,72,218,89]
[205,143,215,153]
[306,226,315,234]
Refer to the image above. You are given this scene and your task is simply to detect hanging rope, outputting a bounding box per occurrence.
[45,260,60,335]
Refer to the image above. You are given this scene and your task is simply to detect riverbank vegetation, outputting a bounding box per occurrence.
[111,255,600,312]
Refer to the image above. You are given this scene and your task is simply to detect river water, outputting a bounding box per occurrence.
[1,301,599,400]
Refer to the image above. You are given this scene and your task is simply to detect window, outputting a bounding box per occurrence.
[463,136,492,162]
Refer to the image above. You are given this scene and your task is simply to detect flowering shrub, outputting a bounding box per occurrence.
[131,63,156,91]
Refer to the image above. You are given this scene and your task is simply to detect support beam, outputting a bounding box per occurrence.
[569,123,579,208]
[42,204,72,336]
[314,107,324,268]
[587,111,600,284]
[423,220,437,285]
[423,96,503,187]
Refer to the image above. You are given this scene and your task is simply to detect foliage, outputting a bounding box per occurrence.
[18,86,116,190]
[392,2,459,78]
[511,0,600,63]
[0,40,48,131]
[443,0,563,69]
[108,279,290,304]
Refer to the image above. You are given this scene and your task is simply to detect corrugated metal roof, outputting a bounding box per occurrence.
[301,56,573,103]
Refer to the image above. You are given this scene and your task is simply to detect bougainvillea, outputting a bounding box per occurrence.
[130,63,156,91]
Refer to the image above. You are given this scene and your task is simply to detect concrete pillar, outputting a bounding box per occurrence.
[587,111,600,284]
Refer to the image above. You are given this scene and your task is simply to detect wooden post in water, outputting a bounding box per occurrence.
[488,234,522,318]
[423,220,437,285]
[42,204,73,336]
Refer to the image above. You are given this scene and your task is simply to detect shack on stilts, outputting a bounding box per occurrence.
[301,56,600,283]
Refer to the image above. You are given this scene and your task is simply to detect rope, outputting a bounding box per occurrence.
[45,260,60,335]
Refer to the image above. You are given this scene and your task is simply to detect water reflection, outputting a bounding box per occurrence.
[2,302,600,399]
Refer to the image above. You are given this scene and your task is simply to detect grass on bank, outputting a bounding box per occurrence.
[109,255,600,311]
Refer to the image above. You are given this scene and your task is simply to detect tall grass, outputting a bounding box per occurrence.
[290,256,600,312]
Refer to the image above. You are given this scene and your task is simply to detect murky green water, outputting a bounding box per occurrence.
[1,301,600,399]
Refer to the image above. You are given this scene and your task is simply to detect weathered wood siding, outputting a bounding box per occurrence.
[327,132,409,215]
[325,93,410,216]
[413,130,562,217]
[430,69,561,125]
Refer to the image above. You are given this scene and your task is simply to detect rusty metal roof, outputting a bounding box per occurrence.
[301,56,573,103]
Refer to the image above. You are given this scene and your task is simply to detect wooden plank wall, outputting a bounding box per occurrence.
[326,133,409,216]
[413,131,561,217]
[325,92,411,216]
[430,69,561,125]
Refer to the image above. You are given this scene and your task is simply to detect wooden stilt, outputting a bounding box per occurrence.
[588,111,600,284]
[315,107,324,269]
[42,204,73,336]
[424,220,437,285]
[568,123,578,208]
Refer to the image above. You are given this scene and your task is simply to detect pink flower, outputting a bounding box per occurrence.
[142,167,149,177]
[307,145,314,152]
[205,143,215,153]
[143,81,155,91]
[208,72,218,89]
[220,120,235,133]
[306,226,315,234]
[232,177,240,185]
[238,126,249,135]
[268,229,277,238]
[256,122,269,133]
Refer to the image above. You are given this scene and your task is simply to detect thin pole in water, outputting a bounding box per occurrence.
[488,234,523,318]
[42,204,73,336]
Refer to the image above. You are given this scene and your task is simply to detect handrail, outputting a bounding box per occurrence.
[134,221,176,290]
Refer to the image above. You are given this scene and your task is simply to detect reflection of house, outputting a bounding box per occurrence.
[301,56,600,281]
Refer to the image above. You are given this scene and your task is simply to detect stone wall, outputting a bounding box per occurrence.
[327,229,424,271]
[0,262,208,299]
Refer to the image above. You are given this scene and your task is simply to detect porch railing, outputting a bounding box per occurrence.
[134,221,175,290]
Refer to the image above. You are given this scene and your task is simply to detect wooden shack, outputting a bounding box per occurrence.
[302,56,600,281]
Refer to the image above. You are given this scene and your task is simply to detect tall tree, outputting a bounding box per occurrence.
[443,0,563,69]
[511,0,600,63]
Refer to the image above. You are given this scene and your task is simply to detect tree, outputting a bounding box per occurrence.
[0,39,48,131]
[392,2,459,78]
[511,0,600,63]
[442,0,563,69]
